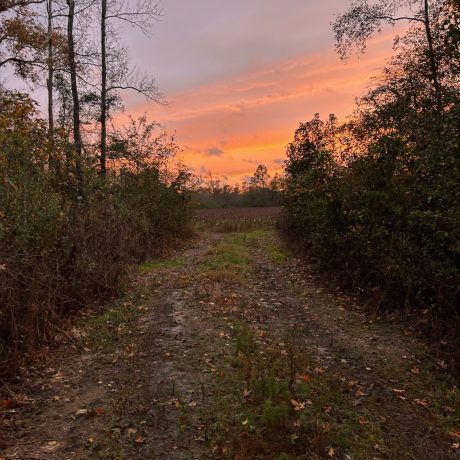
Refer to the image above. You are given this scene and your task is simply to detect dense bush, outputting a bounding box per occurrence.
[0,91,190,375]
[283,3,460,330]
[284,117,459,317]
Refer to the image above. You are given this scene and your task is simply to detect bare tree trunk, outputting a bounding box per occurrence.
[423,0,443,111]
[67,0,84,198]
[46,0,54,169]
[100,0,107,176]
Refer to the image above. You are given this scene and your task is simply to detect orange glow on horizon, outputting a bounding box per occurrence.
[117,31,401,183]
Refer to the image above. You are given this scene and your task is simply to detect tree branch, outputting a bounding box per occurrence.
[0,0,44,14]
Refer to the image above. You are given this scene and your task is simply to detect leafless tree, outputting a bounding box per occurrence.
[99,0,163,176]
[66,0,83,196]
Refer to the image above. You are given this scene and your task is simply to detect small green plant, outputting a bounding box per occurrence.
[252,375,291,403]
[261,400,289,429]
[235,323,255,356]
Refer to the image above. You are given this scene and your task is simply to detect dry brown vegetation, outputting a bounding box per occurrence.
[193,207,283,232]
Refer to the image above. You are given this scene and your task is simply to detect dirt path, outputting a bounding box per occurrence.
[1,226,459,459]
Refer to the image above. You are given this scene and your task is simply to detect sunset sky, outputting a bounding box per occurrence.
[120,0,400,183]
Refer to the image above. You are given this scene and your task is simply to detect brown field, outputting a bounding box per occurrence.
[192,206,283,231]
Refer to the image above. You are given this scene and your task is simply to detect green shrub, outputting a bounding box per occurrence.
[0,91,190,376]
[283,112,459,329]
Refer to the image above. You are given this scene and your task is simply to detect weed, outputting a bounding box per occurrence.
[139,256,185,273]
[261,400,289,429]
[235,323,256,356]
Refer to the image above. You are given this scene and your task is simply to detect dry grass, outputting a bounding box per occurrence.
[193,207,283,232]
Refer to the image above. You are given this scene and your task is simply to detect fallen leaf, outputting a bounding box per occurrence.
[437,360,448,370]
[0,399,14,409]
[327,446,335,457]
[52,395,61,401]
[127,428,138,435]
[411,366,420,375]
[314,367,325,375]
[242,418,249,425]
[76,408,88,416]
[47,441,58,446]
[291,399,304,411]
[135,436,146,444]
[392,389,407,400]
[322,405,333,414]
[452,442,459,450]
[355,389,366,397]
[414,398,430,410]
[322,422,332,433]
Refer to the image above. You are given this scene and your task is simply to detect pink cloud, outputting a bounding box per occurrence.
[118,30,401,182]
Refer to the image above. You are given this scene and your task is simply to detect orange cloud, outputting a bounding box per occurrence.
[120,32,400,183]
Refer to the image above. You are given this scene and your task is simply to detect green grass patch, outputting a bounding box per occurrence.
[198,231,256,280]
[139,256,185,273]
[253,227,290,263]
[82,291,148,351]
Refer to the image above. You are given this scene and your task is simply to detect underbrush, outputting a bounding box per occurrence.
[282,114,460,346]
[0,92,190,377]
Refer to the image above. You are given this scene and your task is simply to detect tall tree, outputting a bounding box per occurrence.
[0,7,46,72]
[46,0,54,165]
[99,0,162,176]
[66,0,83,197]
[250,164,270,190]
[100,0,107,176]
[333,0,444,111]
[0,0,44,13]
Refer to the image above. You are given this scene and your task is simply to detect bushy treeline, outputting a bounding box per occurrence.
[283,1,459,327]
[0,0,192,375]
[191,164,284,209]
[0,91,189,375]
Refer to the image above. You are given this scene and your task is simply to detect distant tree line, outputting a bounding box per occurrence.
[190,164,284,209]
[283,0,460,332]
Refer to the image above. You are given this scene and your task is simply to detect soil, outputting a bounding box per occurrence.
[1,226,459,459]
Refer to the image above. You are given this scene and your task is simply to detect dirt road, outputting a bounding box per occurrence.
[1,226,459,459]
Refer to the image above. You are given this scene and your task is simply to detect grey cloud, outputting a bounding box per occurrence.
[204,147,224,157]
